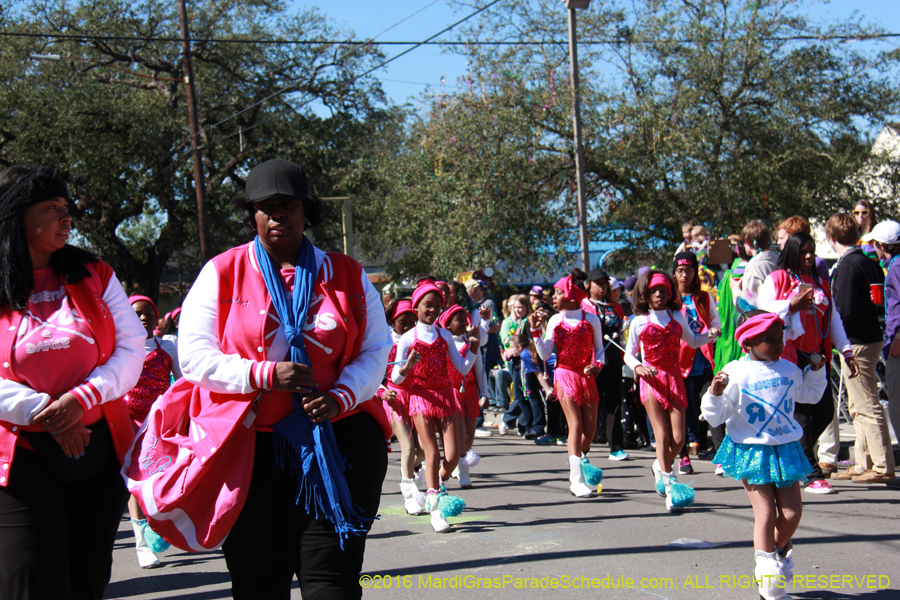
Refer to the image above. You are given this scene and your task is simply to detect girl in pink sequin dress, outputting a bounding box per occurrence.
[532,274,606,498]
[391,282,480,532]
[624,272,717,511]
[439,305,489,489]
[126,296,180,567]
[376,299,427,515]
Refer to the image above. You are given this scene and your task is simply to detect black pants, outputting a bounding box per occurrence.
[621,377,649,448]
[683,367,714,454]
[521,372,547,435]
[222,412,388,600]
[0,433,128,600]
[596,352,624,450]
[794,351,833,482]
[546,376,568,439]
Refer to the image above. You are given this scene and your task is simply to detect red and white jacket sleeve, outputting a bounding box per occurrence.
[178,263,276,394]
[0,380,51,426]
[327,272,392,413]
[70,273,146,413]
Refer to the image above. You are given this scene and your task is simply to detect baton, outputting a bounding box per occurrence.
[606,334,657,376]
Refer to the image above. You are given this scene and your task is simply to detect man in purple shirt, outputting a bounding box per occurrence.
[865,220,900,489]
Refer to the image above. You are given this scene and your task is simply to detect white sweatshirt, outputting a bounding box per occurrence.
[701,356,827,445]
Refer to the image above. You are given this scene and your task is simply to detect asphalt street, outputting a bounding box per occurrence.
[105,416,899,600]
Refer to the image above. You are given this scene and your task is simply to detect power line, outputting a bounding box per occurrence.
[198,0,504,145]
[198,0,457,139]
[4,31,899,44]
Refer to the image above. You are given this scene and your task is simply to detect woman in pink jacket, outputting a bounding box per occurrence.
[172,159,392,599]
[0,165,145,600]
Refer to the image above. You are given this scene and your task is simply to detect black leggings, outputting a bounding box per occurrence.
[682,367,713,454]
[596,351,624,450]
[222,412,388,600]
[793,350,834,482]
[0,434,128,600]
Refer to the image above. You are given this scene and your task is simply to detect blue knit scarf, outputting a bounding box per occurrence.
[254,236,367,548]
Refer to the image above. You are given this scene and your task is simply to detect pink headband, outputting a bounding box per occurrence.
[649,273,672,295]
[391,299,415,323]
[128,295,159,320]
[554,275,588,304]
[172,307,182,319]
[438,304,469,329]
[412,281,445,309]
[735,313,784,347]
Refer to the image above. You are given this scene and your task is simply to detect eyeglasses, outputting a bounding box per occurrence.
[853,210,869,216]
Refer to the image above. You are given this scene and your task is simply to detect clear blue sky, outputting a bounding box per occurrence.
[303,0,900,107]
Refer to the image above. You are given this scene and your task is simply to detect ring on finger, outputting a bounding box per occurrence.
[312,408,319,416]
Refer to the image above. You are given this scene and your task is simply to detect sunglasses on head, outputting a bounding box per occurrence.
[853,209,869,216]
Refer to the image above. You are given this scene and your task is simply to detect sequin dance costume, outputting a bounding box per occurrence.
[124,338,173,425]
[448,339,479,419]
[638,312,688,411]
[379,343,411,424]
[553,314,600,406]
[407,327,457,418]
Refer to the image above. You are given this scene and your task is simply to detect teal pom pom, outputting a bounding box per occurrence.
[655,479,666,496]
[668,481,695,508]
[438,494,466,518]
[581,459,604,486]
[142,522,171,553]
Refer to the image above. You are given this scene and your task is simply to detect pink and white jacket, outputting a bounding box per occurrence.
[0,261,145,485]
[123,241,392,551]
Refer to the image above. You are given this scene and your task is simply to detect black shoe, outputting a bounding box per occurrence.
[524,432,540,440]
[698,448,716,461]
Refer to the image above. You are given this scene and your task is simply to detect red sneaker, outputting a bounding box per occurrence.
[803,480,834,494]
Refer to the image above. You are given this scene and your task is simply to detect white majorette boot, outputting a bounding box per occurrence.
[663,472,695,512]
[413,466,426,490]
[651,459,666,496]
[426,490,451,533]
[131,518,160,569]
[775,544,794,581]
[755,551,791,600]
[400,478,426,515]
[568,454,594,497]
[453,462,472,488]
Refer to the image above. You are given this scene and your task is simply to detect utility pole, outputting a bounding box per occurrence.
[321,197,355,259]
[178,0,211,262]
[566,0,592,271]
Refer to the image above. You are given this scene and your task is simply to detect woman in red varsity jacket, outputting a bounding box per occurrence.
[0,165,146,600]
[175,159,392,600]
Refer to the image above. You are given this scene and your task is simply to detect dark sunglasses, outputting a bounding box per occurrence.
[853,209,869,216]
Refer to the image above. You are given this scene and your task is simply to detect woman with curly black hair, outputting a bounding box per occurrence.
[0,165,145,599]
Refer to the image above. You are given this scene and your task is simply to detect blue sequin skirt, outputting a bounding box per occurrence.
[713,435,811,488]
